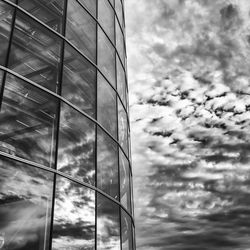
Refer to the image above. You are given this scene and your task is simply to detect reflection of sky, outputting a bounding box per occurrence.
[126,0,250,249]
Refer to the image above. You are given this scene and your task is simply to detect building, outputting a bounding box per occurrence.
[0,0,135,249]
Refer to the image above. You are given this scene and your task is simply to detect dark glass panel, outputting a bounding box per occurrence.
[8,10,62,93]
[18,0,65,33]
[97,73,117,139]
[98,28,116,87]
[58,102,95,186]
[0,2,14,66]
[0,74,58,167]
[62,43,96,117]
[97,127,119,199]
[120,150,131,213]
[98,0,114,43]
[118,99,128,155]
[115,0,123,28]
[116,19,125,66]
[0,156,53,250]
[97,193,120,249]
[52,176,95,250]
[78,0,96,17]
[117,56,126,107]
[66,0,96,62]
[121,209,133,250]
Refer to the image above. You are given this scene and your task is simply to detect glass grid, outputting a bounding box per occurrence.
[0,0,135,249]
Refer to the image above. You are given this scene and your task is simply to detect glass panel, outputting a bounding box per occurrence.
[97,193,120,249]
[18,0,65,33]
[121,209,133,250]
[66,0,96,62]
[117,56,126,107]
[118,99,128,155]
[58,102,95,186]
[0,74,58,167]
[98,0,114,43]
[0,2,14,66]
[8,10,62,93]
[52,176,95,250]
[120,150,131,213]
[78,0,96,17]
[62,43,96,117]
[116,19,125,66]
[98,28,116,88]
[97,127,119,199]
[0,156,53,250]
[115,0,123,28]
[97,73,117,139]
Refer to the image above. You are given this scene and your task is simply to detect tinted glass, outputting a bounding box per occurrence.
[18,0,65,33]
[120,150,131,213]
[117,56,126,107]
[0,156,53,250]
[0,74,58,167]
[0,2,14,66]
[78,0,96,17]
[62,43,96,117]
[118,100,128,155]
[97,73,117,139]
[121,209,133,250]
[8,10,62,93]
[58,102,95,185]
[115,0,123,28]
[97,127,119,199]
[116,19,125,66]
[66,0,96,62]
[98,0,114,43]
[97,193,120,249]
[98,28,116,87]
[52,176,95,250]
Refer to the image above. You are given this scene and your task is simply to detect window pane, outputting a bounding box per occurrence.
[97,193,120,249]
[62,43,96,117]
[97,127,119,199]
[116,19,125,66]
[97,73,117,139]
[0,2,14,66]
[66,0,96,63]
[58,102,95,186]
[78,0,96,17]
[115,0,124,28]
[52,176,95,250]
[121,209,133,250]
[0,156,53,250]
[98,28,116,87]
[8,10,62,93]
[117,56,126,107]
[18,0,65,33]
[118,99,128,155]
[120,150,131,213]
[0,74,58,167]
[98,0,114,43]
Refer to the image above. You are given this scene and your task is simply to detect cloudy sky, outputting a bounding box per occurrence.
[126,0,250,249]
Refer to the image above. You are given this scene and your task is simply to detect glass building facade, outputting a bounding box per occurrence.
[0,0,135,249]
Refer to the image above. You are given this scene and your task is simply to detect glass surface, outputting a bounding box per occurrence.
[115,0,123,28]
[18,0,65,33]
[0,74,58,167]
[97,193,121,249]
[0,156,53,250]
[97,73,117,139]
[120,150,131,213]
[57,102,95,186]
[66,0,96,62]
[52,176,95,250]
[0,2,14,66]
[78,0,96,17]
[98,0,114,43]
[62,43,96,117]
[121,209,133,250]
[116,20,125,66]
[118,99,128,155]
[8,10,62,93]
[117,56,126,107]
[97,127,119,200]
[98,28,116,88]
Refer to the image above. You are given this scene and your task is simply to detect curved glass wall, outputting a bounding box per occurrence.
[0,0,134,249]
